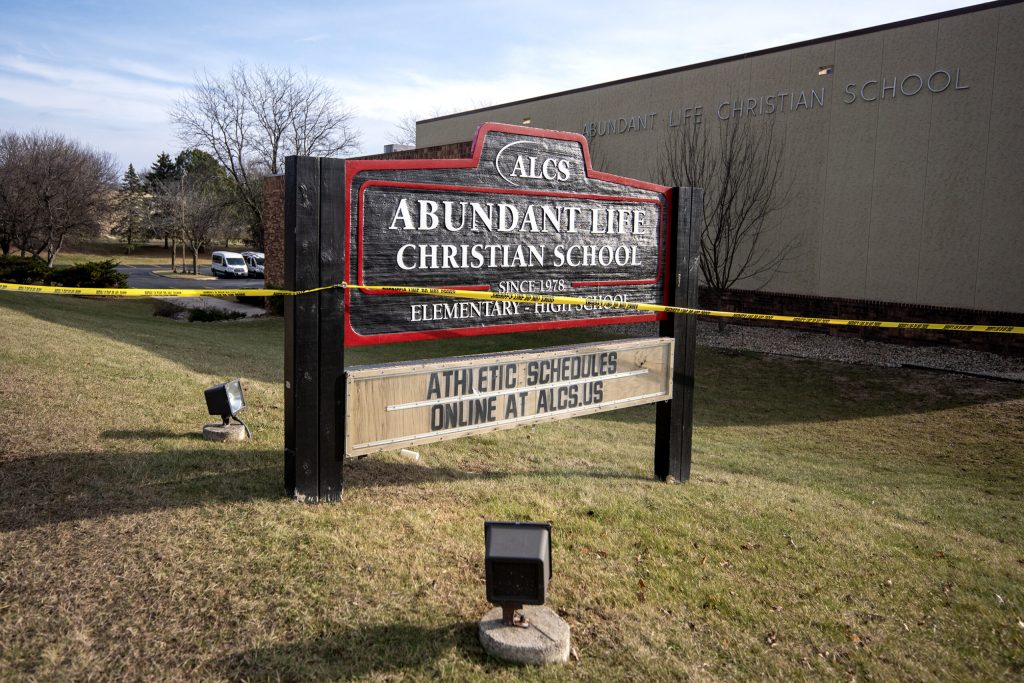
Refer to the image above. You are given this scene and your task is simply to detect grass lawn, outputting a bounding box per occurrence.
[56,238,175,267]
[56,237,252,268]
[0,292,1021,681]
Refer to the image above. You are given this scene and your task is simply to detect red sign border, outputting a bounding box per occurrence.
[342,123,673,346]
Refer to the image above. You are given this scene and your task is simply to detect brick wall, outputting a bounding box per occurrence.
[356,141,473,162]
[262,174,285,289]
[261,143,473,296]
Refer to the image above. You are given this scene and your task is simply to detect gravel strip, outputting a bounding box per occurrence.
[604,320,1024,382]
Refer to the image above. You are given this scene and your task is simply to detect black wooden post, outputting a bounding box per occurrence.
[654,187,702,482]
[285,155,346,502]
[317,158,346,502]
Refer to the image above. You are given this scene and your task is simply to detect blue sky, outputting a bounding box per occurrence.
[0,0,982,172]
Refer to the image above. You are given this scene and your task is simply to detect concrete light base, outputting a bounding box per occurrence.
[478,606,571,665]
[202,423,247,442]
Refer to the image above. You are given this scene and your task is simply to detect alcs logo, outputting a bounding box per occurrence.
[495,141,572,186]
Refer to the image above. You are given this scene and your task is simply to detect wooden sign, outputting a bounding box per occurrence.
[283,123,701,502]
[343,123,672,345]
[345,338,673,457]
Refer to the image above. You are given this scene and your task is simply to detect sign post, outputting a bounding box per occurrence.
[284,157,346,503]
[655,187,702,482]
[284,123,699,502]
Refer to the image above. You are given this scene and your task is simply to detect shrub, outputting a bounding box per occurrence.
[188,308,246,323]
[0,255,49,284]
[47,259,128,288]
[152,300,186,319]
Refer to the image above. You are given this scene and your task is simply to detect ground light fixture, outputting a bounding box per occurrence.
[484,521,552,627]
[204,378,251,438]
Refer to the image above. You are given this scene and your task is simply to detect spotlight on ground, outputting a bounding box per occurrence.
[484,521,552,627]
[204,378,251,438]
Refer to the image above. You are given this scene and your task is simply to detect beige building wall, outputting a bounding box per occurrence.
[416,1,1024,314]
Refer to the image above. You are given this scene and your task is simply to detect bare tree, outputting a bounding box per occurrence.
[389,113,419,147]
[151,171,232,275]
[658,116,795,303]
[0,132,35,256]
[388,102,493,149]
[0,131,117,265]
[171,63,360,249]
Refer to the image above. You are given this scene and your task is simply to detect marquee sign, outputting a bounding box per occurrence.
[345,338,673,457]
[343,123,672,345]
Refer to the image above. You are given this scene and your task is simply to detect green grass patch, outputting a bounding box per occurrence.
[0,291,1022,681]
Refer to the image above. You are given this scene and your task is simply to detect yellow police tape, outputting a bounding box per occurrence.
[0,281,333,298]
[1,279,1022,335]
[350,283,1024,336]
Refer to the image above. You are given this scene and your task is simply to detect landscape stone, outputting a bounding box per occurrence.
[202,423,247,442]
[478,606,571,665]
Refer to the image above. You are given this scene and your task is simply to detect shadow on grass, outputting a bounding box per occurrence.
[221,621,483,680]
[577,355,1024,428]
[0,449,473,533]
[0,449,275,533]
[101,429,204,440]
[0,293,284,383]
[1,446,650,533]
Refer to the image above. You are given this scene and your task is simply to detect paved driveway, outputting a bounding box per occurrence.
[117,265,266,291]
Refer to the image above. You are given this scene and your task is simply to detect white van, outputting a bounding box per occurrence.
[211,251,248,278]
[241,251,265,278]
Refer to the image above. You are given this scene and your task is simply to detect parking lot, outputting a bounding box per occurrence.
[115,264,267,290]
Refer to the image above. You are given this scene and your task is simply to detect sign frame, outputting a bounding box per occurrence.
[341,123,674,346]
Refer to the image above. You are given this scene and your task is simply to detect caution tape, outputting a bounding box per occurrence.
[0,281,337,298]
[1,279,1022,335]
[351,283,1024,336]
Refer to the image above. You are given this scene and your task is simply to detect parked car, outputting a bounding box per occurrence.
[241,251,265,278]
[211,251,248,278]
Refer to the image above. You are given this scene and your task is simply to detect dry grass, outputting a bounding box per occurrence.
[0,291,1022,681]
[58,237,250,268]
[56,238,175,267]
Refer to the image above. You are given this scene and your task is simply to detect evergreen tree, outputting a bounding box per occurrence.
[173,149,244,249]
[115,164,148,253]
[174,149,228,188]
[144,152,180,248]
[145,152,178,190]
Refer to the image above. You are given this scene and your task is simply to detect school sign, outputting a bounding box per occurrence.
[284,124,700,502]
[343,124,671,343]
